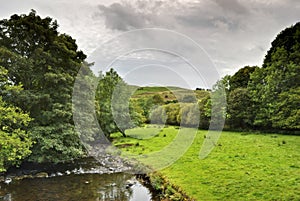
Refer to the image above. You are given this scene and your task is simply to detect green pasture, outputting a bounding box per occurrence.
[112,125,300,200]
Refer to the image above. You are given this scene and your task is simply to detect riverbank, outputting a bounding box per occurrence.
[137,173,195,201]
[112,125,300,200]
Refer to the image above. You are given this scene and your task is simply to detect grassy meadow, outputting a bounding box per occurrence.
[112,125,300,200]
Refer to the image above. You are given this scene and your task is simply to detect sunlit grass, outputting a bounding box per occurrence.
[112,126,300,200]
[111,125,178,154]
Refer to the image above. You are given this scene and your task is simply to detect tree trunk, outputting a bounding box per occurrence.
[119,128,127,137]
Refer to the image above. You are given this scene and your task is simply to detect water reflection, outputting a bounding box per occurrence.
[0,173,153,201]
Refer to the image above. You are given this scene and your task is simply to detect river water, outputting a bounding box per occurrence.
[0,158,159,201]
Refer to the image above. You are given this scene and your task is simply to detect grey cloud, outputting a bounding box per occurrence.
[179,0,248,31]
[98,0,246,33]
[98,2,149,30]
[214,0,248,15]
[97,0,187,31]
[176,13,240,32]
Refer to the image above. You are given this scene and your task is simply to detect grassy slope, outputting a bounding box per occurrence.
[112,126,300,200]
[131,86,209,101]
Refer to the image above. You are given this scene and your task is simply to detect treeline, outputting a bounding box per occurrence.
[135,22,300,133]
[226,22,299,132]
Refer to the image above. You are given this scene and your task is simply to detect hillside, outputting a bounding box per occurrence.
[131,86,210,102]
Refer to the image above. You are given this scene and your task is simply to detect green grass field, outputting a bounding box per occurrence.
[112,125,300,200]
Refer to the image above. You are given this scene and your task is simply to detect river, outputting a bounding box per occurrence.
[0,158,159,201]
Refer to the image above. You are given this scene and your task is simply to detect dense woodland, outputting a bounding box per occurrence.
[0,11,299,172]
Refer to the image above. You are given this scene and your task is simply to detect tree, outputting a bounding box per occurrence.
[181,95,197,103]
[0,11,86,163]
[177,103,200,127]
[152,94,164,105]
[134,98,152,123]
[95,68,141,138]
[248,22,300,131]
[210,76,227,130]
[134,94,165,123]
[271,87,300,130]
[149,105,167,124]
[263,22,300,67]
[129,99,147,125]
[164,103,181,125]
[198,94,210,129]
[229,66,258,91]
[227,88,254,129]
[225,66,258,130]
[216,75,231,95]
[0,67,32,172]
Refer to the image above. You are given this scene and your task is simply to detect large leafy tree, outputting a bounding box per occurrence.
[263,22,300,67]
[224,66,258,129]
[0,67,32,172]
[0,11,86,163]
[248,22,300,131]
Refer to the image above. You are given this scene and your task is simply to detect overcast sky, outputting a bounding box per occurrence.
[0,0,299,89]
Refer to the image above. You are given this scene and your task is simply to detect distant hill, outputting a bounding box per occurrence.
[131,86,209,102]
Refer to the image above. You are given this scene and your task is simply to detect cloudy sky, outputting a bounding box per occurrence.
[0,0,299,89]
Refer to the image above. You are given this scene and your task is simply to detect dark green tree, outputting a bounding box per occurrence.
[248,22,300,131]
[271,87,300,130]
[0,11,86,163]
[263,22,300,67]
[227,88,254,129]
[229,66,258,91]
